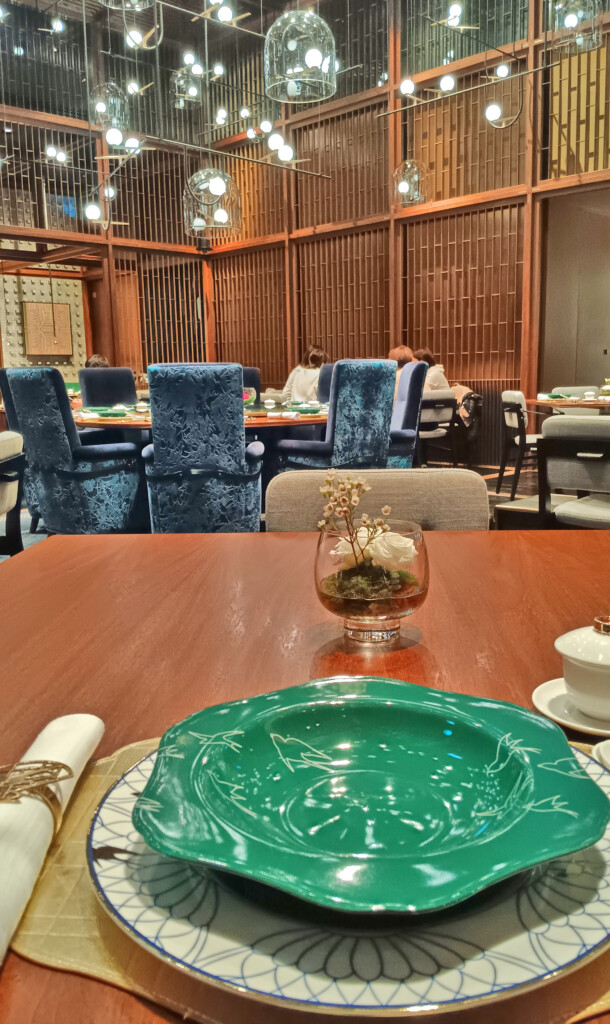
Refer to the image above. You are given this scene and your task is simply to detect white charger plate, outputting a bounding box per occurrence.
[87,749,610,1016]
[532,679,610,737]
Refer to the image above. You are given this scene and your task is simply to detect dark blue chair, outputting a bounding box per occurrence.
[273,359,395,470]
[6,367,149,534]
[79,367,138,407]
[317,363,334,404]
[0,368,42,531]
[388,361,427,468]
[143,363,264,533]
[243,367,261,403]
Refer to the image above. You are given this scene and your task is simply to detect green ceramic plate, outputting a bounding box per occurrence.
[132,676,610,914]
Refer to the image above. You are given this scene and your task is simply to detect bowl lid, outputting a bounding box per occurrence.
[555,617,610,665]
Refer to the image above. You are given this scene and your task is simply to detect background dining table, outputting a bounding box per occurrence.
[529,398,610,413]
[2,528,610,1024]
[72,403,329,431]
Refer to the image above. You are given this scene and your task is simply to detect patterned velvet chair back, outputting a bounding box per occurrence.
[325,360,395,466]
[0,368,41,517]
[145,363,264,533]
[391,361,427,434]
[79,367,137,408]
[6,366,148,534]
[8,367,80,471]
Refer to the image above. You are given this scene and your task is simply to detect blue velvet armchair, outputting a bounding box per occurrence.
[6,367,149,534]
[0,367,42,530]
[273,359,395,470]
[143,363,264,533]
[317,363,334,403]
[388,361,427,468]
[79,367,138,407]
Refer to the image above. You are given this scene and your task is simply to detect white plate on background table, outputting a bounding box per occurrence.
[532,678,610,737]
[88,749,610,1016]
[593,740,610,769]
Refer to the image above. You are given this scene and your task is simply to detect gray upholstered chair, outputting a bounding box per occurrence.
[497,389,543,501]
[416,390,458,467]
[265,468,489,532]
[0,431,25,556]
[551,385,600,417]
[538,415,610,528]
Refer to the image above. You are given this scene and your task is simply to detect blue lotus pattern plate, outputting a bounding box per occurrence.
[88,749,610,1015]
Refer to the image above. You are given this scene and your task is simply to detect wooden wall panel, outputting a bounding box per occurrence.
[293,104,389,228]
[409,71,526,201]
[547,34,610,178]
[296,228,390,359]
[404,202,524,381]
[211,246,286,388]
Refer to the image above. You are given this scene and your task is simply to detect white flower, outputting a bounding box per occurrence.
[330,527,372,568]
[368,531,417,571]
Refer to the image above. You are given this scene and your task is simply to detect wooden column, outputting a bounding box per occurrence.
[202,259,217,362]
[520,0,543,398]
[387,0,403,350]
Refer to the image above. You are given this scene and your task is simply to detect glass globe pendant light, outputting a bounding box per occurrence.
[98,0,154,11]
[91,82,129,130]
[183,168,241,234]
[264,10,336,103]
[170,67,202,109]
[552,0,602,52]
[393,159,426,205]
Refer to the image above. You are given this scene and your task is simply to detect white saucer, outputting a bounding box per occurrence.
[593,740,610,768]
[532,678,610,737]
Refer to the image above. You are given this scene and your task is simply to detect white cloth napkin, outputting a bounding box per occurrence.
[0,714,105,962]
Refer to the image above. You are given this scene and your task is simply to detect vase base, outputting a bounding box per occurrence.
[344,619,401,644]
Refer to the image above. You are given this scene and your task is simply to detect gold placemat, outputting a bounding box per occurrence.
[9,740,610,1024]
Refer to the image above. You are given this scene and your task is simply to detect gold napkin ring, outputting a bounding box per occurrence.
[0,760,74,836]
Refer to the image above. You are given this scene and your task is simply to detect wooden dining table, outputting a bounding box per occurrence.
[72,404,329,431]
[2,528,610,1024]
[529,397,610,413]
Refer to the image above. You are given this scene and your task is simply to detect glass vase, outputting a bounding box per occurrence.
[314,520,429,643]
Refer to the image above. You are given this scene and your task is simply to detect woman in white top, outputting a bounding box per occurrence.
[281,346,329,404]
[413,348,449,390]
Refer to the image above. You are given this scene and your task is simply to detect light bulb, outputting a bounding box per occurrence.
[105,128,123,146]
[447,15,460,25]
[85,203,101,221]
[448,3,462,14]
[215,114,225,125]
[334,59,340,72]
[51,18,64,31]
[125,136,141,151]
[46,145,57,158]
[0,9,5,18]
[183,51,195,64]
[305,47,322,68]
[217,5,232,20]
[439,74,455,91]
[95,101,107,114]
[485,102,502,121]
[564,12,579,26]
[192,63,203,75]
[278,144,294,161]
[125,29,143,48]
[213,208,228,224]
[246,127,256,139]
[103,186,116,199]
[188,85,198,96]
[268,132,283,150]
[400,77,415,95]
[209,175,226,196]
[398,180,409,194]
[240,106,250,118]
[13,46,24,56]
[287,38,297,51]
[213,63,224,75]
[496,63,509,78]
[192,216,206,229]
[56,150,67,162]
[127,80,139,94]
[217,107,227,118]
[260,119,272,133]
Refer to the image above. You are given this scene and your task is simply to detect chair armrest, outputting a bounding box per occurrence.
[141,443,154,462]
[390,428,417,444]
[73,443,141,462]
[275,439,333,456]
[246,440,265,462]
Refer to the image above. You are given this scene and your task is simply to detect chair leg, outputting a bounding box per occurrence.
[511,445,524,501]
[29,512,41,534]
[3,503,24,555]
[496,442,508,493]
[450,429,458,469]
